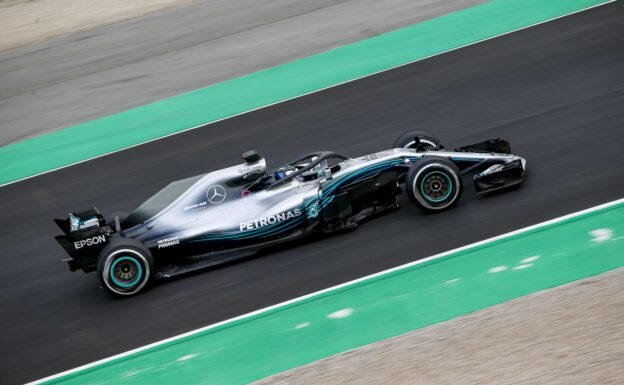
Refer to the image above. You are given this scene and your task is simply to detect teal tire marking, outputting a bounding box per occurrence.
[420,171,453,202]
[110,256,143,288]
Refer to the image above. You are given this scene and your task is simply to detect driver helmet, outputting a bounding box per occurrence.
[274,166,296,180]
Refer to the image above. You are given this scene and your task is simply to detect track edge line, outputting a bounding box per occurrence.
[27,195,624,384]
[3,0,615,189]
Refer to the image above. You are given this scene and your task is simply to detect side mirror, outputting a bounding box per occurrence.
[241,149,261,164]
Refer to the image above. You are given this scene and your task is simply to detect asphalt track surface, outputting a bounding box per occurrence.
[1,4,623,384]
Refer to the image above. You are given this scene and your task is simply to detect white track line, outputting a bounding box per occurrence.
[2,0,615,189]
[28,196,624,384]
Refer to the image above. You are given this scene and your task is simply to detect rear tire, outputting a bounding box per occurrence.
[393,130,441,150]
[97,237,153,297]
[406,158,462,212]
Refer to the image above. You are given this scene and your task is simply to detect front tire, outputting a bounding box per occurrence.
[406,158,462,212]
[393,130,441,150]
[97,238,153,297]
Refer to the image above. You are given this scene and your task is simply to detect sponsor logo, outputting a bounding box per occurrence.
[158,236,180,249]
[240,209,302,231]
[69,215,81,232]
[307,202,320,218]
[74,234,107,250]
[237,164,263,174]
[184,201,207,211]
[207,185,227,204]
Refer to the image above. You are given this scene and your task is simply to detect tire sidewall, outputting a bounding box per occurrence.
[97,238,153,297]
[407,159,462,211]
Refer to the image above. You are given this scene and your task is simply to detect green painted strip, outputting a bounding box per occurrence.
[38,201,624,384]
[0,0,610,186]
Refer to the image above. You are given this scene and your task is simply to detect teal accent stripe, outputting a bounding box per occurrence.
[193,159,403,241]
[0,0,610,186]
[322,159,402,196]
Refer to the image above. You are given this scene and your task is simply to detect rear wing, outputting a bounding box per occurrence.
[54,208,111,273]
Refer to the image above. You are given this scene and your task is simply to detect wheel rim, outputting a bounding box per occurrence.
[102,249,150,296]
[110,256,143,288]
[420,171,453,202]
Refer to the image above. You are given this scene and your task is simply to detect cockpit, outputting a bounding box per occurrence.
[240,150,349,193]
[271,151,348,185]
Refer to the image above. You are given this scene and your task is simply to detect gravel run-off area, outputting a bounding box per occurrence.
[0,0,484,145]
[0,0,199,51]
[257,268,624,385]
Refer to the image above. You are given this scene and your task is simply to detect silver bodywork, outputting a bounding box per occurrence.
[123,147,525,253]
[54,138,527,283]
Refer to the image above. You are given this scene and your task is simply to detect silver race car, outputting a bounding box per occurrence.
[55,131,526,296]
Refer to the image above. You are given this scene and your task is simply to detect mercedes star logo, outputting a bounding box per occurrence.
[207,185,226,204]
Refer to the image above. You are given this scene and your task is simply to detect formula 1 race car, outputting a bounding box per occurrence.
[54,131,526,296]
